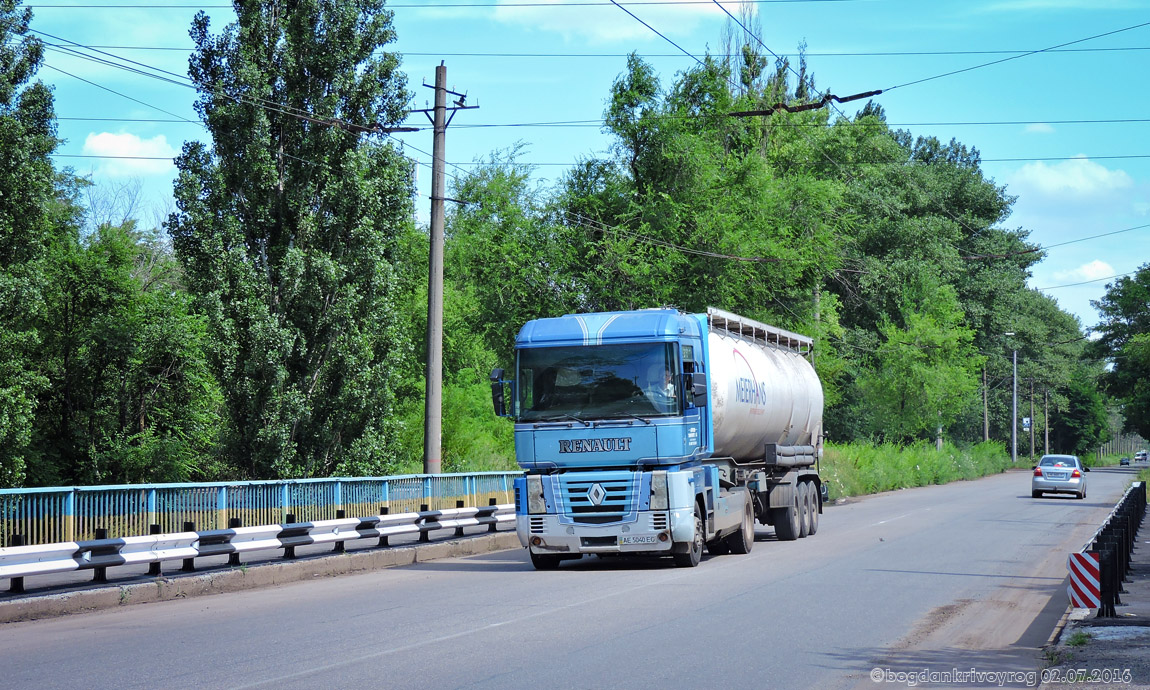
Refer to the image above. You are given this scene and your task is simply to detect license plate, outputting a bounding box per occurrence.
[619,535,659,545]
[1047,472,1067,480]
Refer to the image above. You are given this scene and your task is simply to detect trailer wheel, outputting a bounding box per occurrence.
[797,482,811,538]
[726,499,754,554]
[772,490,801,541]
[529,551,562,570]
[806,482,819,536]
[673,504,704,567]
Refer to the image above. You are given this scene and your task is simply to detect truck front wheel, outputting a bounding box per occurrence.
[673,504,704,567]
[529,551,563,570]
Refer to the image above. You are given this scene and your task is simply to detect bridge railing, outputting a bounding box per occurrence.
[0,473,520,547]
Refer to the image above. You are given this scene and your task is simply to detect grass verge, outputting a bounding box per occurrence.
[820,441,1011,502]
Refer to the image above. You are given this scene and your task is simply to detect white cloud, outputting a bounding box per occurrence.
[82,132,178,177]
[493,0,722,44]
[1007,156,1133,202]
[1024,123,1054,134]
[1053,259,1116,283]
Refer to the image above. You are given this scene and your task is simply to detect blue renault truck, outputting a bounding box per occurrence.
[490,307,825,569]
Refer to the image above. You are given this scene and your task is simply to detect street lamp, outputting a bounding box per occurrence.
[1005,332,1017,464]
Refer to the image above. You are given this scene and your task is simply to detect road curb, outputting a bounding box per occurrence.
[1044,603,1075,648]
[0,531,521,624]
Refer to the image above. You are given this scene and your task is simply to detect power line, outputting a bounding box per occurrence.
[51,153,1126,167]
[961,222,1150,261]
[886,20,1150,91]
[24,0,869,7]
[1036,272,1137,291]
[55,113,1150,130]
[42,38,427,174]
[41,63,194,123]
[29,44,1150,59]
[36,28,408,136]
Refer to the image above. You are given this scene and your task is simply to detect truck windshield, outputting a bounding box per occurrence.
[517,343,680,421]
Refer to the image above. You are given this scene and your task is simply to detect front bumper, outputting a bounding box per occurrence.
[517,512,675,555]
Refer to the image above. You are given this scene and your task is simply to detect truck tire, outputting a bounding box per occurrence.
[798,482,811,538]
[673,504,704,567]
[772,490,801,541]
[706,538,731,556]
[725,499,754,554]
[806,481,819,536]
[529,551,563,570]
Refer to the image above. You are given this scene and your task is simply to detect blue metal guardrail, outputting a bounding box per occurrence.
[0,473,521,547]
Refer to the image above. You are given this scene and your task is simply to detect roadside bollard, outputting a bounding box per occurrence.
[9,535,24,593]
[1098,544,1118,617]
[93,528,108,583]
[284,514,297,559]
[455,501,465,537]
[228,518,242,566]
[378,506,389,547]
[334,510,346,553]
[419,504,431,543]
[181,522,196,572]
[148,525,162,575]
[489,498,498,533]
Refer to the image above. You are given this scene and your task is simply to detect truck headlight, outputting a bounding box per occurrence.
[527,475,546,514]
[650,471,668,511]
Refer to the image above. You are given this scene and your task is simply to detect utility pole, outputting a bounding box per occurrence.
[1044,388,1049,454]
[982,366,989,442]
[1006,333,1017,464]
[1029,378,1035,463]
[1012,348,1018,464]
[414,63,477,474]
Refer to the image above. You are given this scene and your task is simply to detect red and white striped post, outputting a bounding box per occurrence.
[1068,552,1101,609]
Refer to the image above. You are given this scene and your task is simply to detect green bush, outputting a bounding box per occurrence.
[394,371,517,475]
[820,440,1011,501]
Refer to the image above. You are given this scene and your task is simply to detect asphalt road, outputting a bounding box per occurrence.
[0,466,1140,690]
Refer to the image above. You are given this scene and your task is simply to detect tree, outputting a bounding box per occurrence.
[854,284,983,441]
[31,221,226,485]
[168,1,415,478]
[1091,264,1150,437]
[0,1,59,486]
[1049,366,1110,456]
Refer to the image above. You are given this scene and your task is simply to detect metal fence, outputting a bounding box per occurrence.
[0,473,520,547]
[1074,481,1146,617]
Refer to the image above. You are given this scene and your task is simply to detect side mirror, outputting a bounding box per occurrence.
[1031,466,1037,471]
[490,368,506,417]
[691,372,708,408]
[1084,466,1091,472]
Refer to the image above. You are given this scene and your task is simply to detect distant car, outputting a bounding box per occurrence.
[1136,450,1148,463]
[1120,457,1131,466]
[1032,454,1088,499]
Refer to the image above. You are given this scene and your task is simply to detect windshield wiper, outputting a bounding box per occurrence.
[541,413,591,427]
[622,414,653,425]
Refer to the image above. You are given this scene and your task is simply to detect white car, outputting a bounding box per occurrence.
[1032,454,1088,499]
[1136,450,1148,463]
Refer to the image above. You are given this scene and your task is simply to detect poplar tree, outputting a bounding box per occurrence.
[0,1,55,486]
[169,1,415,478]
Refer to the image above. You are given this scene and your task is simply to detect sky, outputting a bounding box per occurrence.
[23,0,1150,333]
